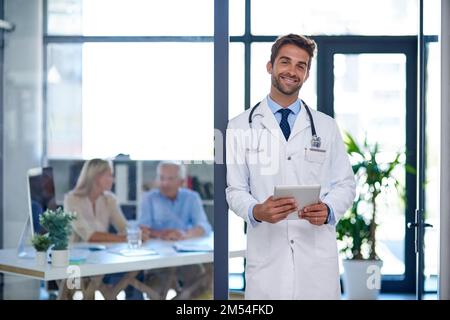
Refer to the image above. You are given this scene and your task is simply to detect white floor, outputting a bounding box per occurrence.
[370,293,437,300]
[229,291,438,301]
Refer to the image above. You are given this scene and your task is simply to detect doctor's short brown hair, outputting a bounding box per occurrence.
[270,34,317,71]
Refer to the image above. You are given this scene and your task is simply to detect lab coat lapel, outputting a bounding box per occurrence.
[289,102,311,141]
[258,99,287,145]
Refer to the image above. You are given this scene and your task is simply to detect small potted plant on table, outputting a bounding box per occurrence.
[31,234,51,266]
[39,208,76,267]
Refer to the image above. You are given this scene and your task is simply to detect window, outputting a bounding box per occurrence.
[251,0,418,36]
[79,42,213,160]
[229,43,245,119]
[47,44,82,157]
[46,1,214,160]
[47,0,213,36]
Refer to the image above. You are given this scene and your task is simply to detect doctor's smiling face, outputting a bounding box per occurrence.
[267,43,310,102]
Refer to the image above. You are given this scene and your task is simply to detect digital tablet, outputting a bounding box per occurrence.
[273,185,321,220]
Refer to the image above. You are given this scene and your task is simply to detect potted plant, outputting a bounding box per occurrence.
[39,207,76,267]
[31,234,51,266]
[336,132,412,299]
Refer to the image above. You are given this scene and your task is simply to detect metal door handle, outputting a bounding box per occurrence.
[407,222,433,229]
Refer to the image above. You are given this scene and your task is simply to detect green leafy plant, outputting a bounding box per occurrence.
[31,234,51,252]
[39,207,77,250]
[336,132,413,260]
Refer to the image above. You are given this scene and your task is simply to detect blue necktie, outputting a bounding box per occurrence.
[278,108,291,141]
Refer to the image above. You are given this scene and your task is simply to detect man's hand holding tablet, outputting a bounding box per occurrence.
[299,202,329,226]
[252,185,330,225]
[252,196,298,224]
[272,185,329,225]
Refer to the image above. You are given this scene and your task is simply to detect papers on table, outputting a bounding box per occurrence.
[108,247,158,257]
[173,238,213,252]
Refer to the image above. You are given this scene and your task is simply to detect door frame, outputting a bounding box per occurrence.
[314,36,417,293]
[0,0,4,299]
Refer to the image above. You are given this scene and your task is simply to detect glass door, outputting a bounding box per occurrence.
[318,38,417,293]
[334,53,408,279]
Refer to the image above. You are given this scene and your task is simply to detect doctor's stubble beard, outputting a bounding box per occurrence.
[271,73,303,96]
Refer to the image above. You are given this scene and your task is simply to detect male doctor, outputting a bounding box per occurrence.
[226,34,356,299]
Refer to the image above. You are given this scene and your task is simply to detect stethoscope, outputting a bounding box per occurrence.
[248,99,321,148]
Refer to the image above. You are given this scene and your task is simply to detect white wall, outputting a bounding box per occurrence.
[3,0,43,248]
[440,0,450,300]
[2,0,43,299]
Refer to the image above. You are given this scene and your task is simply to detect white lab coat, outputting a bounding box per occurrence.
[226,97,356,300]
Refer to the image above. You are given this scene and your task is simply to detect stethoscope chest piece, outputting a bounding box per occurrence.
[311,135,321,148]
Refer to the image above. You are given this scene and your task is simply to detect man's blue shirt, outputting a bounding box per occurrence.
[138,188,212,234]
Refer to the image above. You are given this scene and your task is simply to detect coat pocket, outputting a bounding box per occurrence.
[299,145,329,184]
[314,225,339,258]
[305,147,327,164]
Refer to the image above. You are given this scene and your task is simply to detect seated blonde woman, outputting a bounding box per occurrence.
[64,158,128,243]
[64,159,147,299]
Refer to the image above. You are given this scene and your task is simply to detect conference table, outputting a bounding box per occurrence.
[0,234,245,300]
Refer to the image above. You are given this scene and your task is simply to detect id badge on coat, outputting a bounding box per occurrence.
[304,147,327,163]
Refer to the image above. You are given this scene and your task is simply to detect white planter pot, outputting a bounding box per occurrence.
[51,249,69,267]
[342,259,383,300]
[35,251,47,266]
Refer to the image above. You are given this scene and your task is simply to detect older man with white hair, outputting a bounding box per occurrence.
[139,161,211,239]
